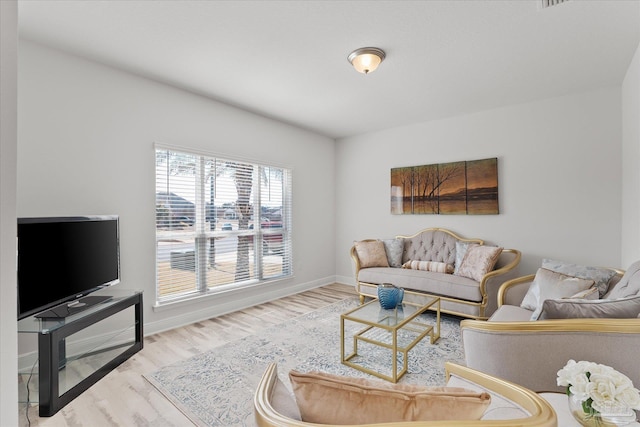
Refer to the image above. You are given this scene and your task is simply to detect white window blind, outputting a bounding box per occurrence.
[155,147,292,303]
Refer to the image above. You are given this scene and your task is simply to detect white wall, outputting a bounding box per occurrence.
[17,40,336,336]
[335,88,623,282]
[622,42,640,267]
[0,1,18,425]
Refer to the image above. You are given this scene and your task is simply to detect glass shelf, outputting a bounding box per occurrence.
[19,312,138,403]
[18,289,141,334]
[17,289,143,417]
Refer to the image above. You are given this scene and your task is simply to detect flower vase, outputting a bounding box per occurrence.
[568,393,635,427]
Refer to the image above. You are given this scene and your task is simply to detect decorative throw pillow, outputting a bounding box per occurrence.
[520,268,595,320]
[354,240,389,268]
[454,241,477,275]
[382,238,404,268]
[539,294,640,320]
[607,260,640,299]
[542,259,617,298]
[289,370,491,424]
[568,287,599,300]
[402,260,454,274]
[456,245,503,282]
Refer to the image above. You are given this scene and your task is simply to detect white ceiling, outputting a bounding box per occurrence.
[18,0,640,139]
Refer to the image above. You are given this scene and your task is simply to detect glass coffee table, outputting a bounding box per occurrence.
[340,296,440,383]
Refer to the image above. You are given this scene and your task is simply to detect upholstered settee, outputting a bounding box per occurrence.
[350,228,521,320]
[254,362,557,426]
[461,260,640,393]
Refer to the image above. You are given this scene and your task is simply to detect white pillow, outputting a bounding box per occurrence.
[520,268,595,320]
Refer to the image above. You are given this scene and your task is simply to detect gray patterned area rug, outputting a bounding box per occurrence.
[145,297,464,427]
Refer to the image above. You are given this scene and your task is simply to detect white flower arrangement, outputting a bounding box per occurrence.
[557,360,640,420]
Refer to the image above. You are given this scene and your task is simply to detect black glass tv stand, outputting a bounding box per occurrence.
[35,295,113,319]
[18,289,143,417]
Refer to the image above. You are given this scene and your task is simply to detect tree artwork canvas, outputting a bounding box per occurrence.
[391,158,498,215]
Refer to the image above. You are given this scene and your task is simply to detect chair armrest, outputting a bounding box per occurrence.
[497,275,535,308]
[445,363,556,426]
[461,319,640,393]
[479,249,522,317]
[350,244,361,277]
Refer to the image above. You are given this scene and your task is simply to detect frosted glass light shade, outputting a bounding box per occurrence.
[348,47,386,74]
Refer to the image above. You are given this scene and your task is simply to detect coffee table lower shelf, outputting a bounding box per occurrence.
[340,297,440,383]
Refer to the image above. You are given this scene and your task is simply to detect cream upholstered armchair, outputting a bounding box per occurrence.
[461,265,640,393]
[254,362,557,426]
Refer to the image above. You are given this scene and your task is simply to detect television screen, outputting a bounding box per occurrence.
[17,216,120,320]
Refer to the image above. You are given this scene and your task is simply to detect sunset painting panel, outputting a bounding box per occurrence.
[437,161,467,214]
[390,166,413,214]
[466,158,499,214]
[391,157,498,215]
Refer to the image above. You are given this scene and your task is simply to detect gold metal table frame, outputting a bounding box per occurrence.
[340,296,440,383]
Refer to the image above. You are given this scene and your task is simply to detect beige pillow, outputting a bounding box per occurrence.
[354,240,389,268]
[520,268,595,320]
[289,370,491,424]
[539,294,640,320]
[402,260,454,274]
[456,245,503,282]
[542,258,617,297]
[569,287,599,300]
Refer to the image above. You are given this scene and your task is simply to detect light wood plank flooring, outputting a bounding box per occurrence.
[18,283,356,427]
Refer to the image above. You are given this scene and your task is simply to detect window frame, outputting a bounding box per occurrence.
[154,145,293,306]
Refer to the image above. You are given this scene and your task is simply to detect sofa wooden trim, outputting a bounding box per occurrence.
[350,228,521,320]
[462,317,640,333]
[253,362,557,427]
[496,274,536,308]
[398,227,485,245]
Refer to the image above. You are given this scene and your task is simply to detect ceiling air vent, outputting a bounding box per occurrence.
[540,0,569,8]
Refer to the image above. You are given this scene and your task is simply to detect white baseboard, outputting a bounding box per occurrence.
[144,276,337,336]
[335,275,356,286]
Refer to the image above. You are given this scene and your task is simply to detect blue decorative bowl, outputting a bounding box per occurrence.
[377,283,404,309]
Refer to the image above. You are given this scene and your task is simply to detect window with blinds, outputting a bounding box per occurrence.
[155,147,292,303]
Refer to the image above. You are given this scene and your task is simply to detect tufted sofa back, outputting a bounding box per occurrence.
[399,228,483,265]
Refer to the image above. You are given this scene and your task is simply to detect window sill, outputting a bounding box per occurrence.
[152,276,292,312]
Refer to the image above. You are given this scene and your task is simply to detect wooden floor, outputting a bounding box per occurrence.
[18,283,356,427]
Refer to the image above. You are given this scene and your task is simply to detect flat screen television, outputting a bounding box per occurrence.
[17,215,120,320]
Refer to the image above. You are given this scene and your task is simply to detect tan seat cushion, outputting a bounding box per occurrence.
[289,370,491,424]
[358,267,483,301]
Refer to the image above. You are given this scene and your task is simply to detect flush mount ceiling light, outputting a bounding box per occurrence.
[348,47,386,74]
